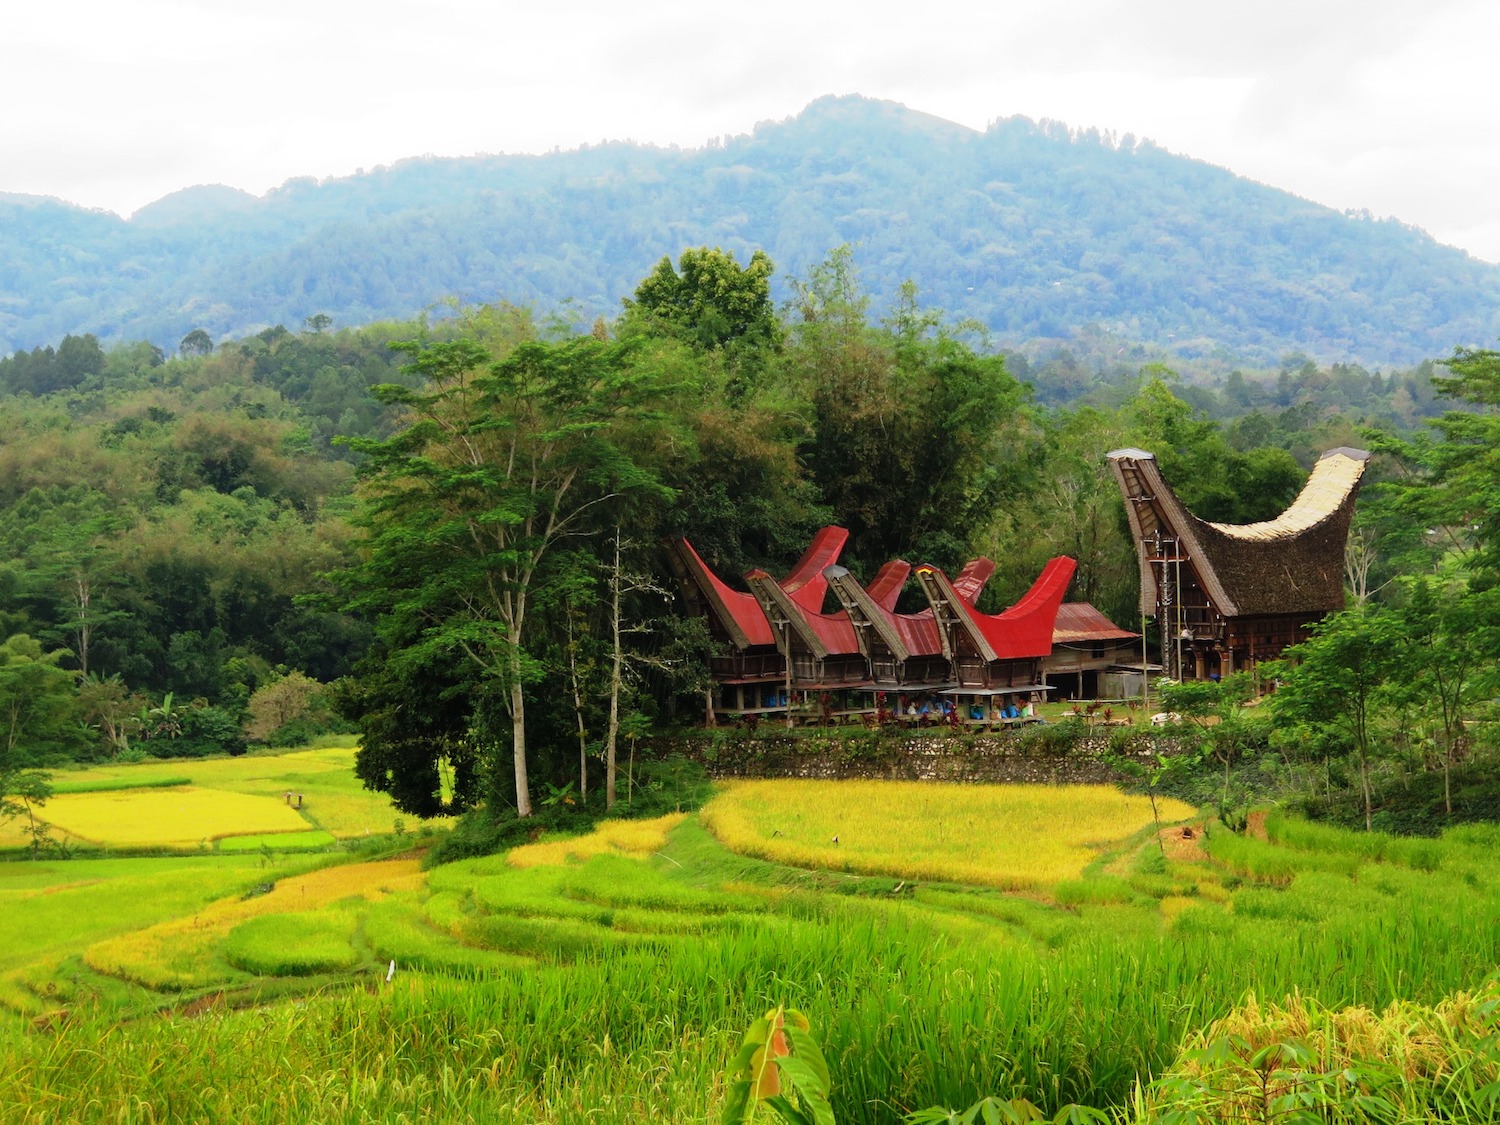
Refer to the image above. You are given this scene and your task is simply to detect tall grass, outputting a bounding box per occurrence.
[4,805,1500,1122]
[1128,980,1500,1123]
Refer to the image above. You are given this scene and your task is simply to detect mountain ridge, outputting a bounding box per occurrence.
[4,95,1497,367]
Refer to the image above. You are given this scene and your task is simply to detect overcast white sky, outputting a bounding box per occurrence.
[7,0,1499,262]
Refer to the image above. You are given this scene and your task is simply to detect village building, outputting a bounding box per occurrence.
[668,527,1078,723]
[912,557,1076,719]
[1107,446,1370,680]
[1043,602,1144,701]
[664,527,848,717]
[823,558,992,690]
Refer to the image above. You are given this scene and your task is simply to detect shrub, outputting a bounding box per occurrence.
[150,705,247,758]
[1016,717,1086,757]
[614,753,713,817]
[423,802,596,868]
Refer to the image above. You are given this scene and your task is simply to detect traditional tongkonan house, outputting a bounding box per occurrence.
[664,526,849,718]
[913,556,1078,716]
[1107,446,1370,681]
[823,558,994,690]
[743,565,868,694]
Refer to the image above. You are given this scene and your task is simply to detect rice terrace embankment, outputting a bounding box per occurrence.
[2,750,1498,1122]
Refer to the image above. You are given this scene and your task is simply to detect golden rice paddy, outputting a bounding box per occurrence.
[507,813,688,868]
[36,787,311,847]
[700,780,1195,891]
[14,743,452,850]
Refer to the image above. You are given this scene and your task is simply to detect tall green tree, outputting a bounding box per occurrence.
[1271,607,1404,830]
[1367,347,1500,585]
[340,335,670,818]
[1157,672,1259,806]
[1388,579,1500,816]
[791,253,1036,576]
[0,634,83,766]
[621,246,781,360]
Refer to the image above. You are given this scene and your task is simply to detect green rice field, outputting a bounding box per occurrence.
[0,778,1497,1122]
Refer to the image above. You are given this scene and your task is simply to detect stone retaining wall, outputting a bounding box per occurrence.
[640,727,1181,786]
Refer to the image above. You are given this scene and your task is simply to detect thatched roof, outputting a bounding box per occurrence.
[1107,447,1369,619]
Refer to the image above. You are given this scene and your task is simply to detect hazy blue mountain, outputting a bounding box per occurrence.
[4,95,1498,366]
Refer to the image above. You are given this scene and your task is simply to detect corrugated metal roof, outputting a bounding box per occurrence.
[1053,602,1139,644]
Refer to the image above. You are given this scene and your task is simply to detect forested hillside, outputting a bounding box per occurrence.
[5,96,1499,367]
[0,248,1478,797]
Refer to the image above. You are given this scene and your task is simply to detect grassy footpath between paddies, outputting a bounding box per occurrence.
[218,829,338,851]
[49,775,191,794]
[84,855,424,991]
[701,779,1195,890]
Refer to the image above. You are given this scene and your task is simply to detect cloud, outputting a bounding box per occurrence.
[4,0,1498,259]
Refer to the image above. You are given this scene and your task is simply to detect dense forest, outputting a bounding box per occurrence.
[1,245,1493,836]
[5,96,1500,368]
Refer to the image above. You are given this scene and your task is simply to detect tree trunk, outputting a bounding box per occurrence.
[510,677,532,818]
[605,535,624,809]
[73,573,91,679]
[606,649,621,809]
[566,613,588,804]
[1358,743,1372,831]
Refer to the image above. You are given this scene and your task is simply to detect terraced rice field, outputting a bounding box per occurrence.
[35,787,310,847]
[10,741,448,853]
[700,778,1195,889]
[2,783,1498,1124]
[85,857,424,990]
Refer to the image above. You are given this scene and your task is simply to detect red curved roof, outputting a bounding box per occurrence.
[952,557,996,603]
[746,569,860,655]
[671,537,774,647]
[667,529,851,649]
[755,554,998,660]
[917,556,1077,660]
[781,526,848,612]
[865,559,911,611]
[825,557,995,659]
